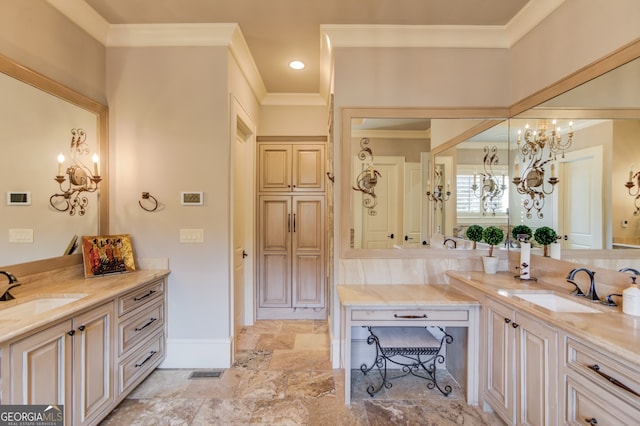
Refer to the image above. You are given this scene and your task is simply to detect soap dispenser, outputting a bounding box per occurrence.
[623,276,640,316]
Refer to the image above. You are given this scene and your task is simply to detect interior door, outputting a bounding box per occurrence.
[353,156,403,248]
[404,162,422,245]
[557,146,603,249]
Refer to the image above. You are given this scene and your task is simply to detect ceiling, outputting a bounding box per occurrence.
[82,0,531,94]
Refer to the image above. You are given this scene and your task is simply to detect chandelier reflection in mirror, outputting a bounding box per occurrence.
[625,165,640,216]
[512,120,573,218]
[471,146,507,216]
[426,165,450,210]
[50,128,101,216]
[352,137,381,215]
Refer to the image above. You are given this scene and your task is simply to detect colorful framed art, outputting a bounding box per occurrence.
[81,234,136,278]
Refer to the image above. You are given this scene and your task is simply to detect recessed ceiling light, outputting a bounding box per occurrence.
[289,60,305,70]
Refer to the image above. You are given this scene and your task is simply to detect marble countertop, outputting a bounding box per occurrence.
[337,284,480,308]
[0,268,170,344]
[447,271,640,367]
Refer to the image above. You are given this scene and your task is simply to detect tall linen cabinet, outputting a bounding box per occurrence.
[256,138,326,319]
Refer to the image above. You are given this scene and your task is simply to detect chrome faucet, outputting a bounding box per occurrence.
[619,267,640,275]
[0,271,21,301]
[566,268,599,301]
[443,238,457,249]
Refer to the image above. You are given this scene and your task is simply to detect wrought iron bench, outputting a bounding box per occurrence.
[360,326,453,397]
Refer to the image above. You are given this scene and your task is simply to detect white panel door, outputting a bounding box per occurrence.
[404,162,422,246]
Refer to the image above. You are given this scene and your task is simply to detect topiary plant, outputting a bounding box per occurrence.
[483,226,504,257]
[512,224,532,242]
[465,225,484,249]
[533,226,558,256]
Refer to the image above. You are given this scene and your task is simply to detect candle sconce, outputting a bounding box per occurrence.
[426,165,450,210]
[352,137,380,215]
[624,168,640,216]
[512,120,572,219]
[471,146,507,216]
[50,128,101,216]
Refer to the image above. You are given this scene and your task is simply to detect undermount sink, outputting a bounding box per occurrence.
[0,295,87,321]
[510,292,603,314]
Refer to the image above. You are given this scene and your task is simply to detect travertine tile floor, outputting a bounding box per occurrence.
[101,320,505,425]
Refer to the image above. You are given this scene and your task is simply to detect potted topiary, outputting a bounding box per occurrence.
[482,226,504,274]
[465,225,484,249]
[511,224,532,244]
[533,226,558,257]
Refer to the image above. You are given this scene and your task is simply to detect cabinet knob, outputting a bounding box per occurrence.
[512,322,519,329]
[585,418,598,425]
[78,325,86,331]
[504,318,511,324]
[67,330,75,336]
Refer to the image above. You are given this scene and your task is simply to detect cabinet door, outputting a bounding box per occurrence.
[259,144,292,192]
[8,319,73,406]
[73,302,114,426]
[258,196,292,307]
[515,312,558,426]
[484,299,515,424]
[292,196,325,307]
[292,144,325,192]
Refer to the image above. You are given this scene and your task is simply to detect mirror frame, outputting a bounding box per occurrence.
[340,107,508,258]
[0,53,109,236]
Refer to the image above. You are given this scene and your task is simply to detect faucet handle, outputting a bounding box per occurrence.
[602,293,622,307]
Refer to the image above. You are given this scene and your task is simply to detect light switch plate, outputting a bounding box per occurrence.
[9,228,33,243]
[180,229,204,243]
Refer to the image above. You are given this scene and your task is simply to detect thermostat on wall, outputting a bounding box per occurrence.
[7,192,31,205]
[181,192,203,206]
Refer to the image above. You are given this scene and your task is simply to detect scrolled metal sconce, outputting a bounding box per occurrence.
[139,192,159,212]
[426,165,450,210]
[624,166,640,216]
[50,128,101,216]
[352,137,381,215]
[512,120,573,218]
[472,146,507,216]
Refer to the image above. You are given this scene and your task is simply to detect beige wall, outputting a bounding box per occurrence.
[0,0,106,103]
[258,104,328,136]
[613,120,640,243]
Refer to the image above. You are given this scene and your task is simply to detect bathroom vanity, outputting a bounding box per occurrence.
[0,255,169,426]
[447,271,640,426]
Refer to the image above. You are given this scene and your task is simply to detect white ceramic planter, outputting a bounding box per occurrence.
[482,256,499,274]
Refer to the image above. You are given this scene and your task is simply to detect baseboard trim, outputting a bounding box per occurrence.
[160,337,232,368]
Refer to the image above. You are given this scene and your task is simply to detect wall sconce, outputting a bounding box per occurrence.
[50,128,101,216]
[512,120,573,218]
[352,137,380,215]
[426,165,450,210]
[471,146,507,216]
[625,166,640,216]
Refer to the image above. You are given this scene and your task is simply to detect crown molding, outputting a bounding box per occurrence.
[261,93,326,106]
[47,0,110,43]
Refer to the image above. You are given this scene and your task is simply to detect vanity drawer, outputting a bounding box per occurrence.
[565,337,640,406]
[118,331,165,395]
[118,300,164,356]
[351,309,468,322]
[118,279,164,316]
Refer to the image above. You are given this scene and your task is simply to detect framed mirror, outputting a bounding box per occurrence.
[508,55,640,250]
[340,108,508,257]
[0,54,109,265]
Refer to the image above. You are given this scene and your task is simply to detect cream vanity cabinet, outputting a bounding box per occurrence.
[5,301,114,426]
[484,297,558,426]
[560,334,640,425]
[1,274,168,426]
[257,139,326,319]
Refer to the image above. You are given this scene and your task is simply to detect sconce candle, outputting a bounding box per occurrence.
[92,153,100,176]
[57,153,65,176]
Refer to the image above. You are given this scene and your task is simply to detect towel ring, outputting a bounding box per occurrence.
[139,192,159,212]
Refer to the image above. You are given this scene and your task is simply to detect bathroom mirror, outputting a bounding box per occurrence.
[0,54,108,266]
[341,108,507,257]
[508,55,640,250]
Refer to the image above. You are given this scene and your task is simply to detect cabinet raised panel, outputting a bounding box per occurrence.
[259,144,325,192]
